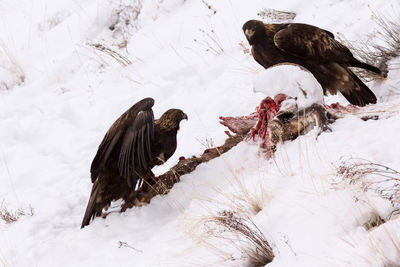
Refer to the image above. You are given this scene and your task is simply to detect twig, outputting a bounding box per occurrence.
[207,210,274,266]
[117,241,143,253]
[337,158,400,218]
[88,43,132,66]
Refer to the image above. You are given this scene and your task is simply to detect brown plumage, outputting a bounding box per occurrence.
[81,97,187,228]
[243,20,385,107]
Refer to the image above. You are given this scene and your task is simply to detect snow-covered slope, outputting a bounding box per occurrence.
[1,0,400,266]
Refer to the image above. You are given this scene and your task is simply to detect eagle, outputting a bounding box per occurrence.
[81,97,187,228]
[243,20,384,107]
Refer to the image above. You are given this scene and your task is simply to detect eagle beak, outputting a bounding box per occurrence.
[182,113,188,121]
[244,29,255,39]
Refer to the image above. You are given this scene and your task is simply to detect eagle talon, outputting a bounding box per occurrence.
[133,198,149,206]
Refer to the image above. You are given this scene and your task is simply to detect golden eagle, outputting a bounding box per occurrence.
[243,20,384,107]
[81,97,187,228]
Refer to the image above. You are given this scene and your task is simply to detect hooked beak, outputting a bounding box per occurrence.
[244,28,255,39]
[182,113,188,121]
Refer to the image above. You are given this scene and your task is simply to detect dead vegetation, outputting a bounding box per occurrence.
[194,28,224,56]
[0,202,34,224]
[195,137,215,150]
[88,43,132,66]
[108,0,143,46]
[337,158,400,219]
[239,41,250,54]
[226,181,268,216]
[257,8,296,23]
[204,210,274,266]
[38,10,71,32]
[341,10,400,82]
[200,0,217,14]
[0,39,25,90]
[87,0,142,66]
[117,241,142,253]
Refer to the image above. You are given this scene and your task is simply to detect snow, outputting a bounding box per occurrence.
[1,0,400,266]
[253,65,324,109]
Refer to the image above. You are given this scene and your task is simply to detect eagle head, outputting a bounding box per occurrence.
[157,109,188,130]
[242,20,266,45]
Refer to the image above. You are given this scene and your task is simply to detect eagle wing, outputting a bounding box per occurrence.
[273,23,353,62]
[90,97,155,188]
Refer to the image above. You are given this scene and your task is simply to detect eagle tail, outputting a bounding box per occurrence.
[349,59,383,76]
[81,179,101,229]
[341,69,377,107]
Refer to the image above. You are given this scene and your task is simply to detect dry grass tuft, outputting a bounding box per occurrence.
[88,43,132,66]
[337,159,400,263]
[257,8,296,23]
[0,39,25,90]
[206,210,274,266]
[239,41,250,54]
[195,137,215,150]
[226,179,269,216]
[0,202,34,224]
[340,10,400,82]
[337,158,400,218]
[194,28,224,56]
[108,0,142,47]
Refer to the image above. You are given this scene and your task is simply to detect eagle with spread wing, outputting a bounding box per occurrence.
[81,98,187,228]
[243,20,385,107]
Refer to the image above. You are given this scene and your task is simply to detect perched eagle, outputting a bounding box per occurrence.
[81,97,187,228]
[243,20,384,107]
